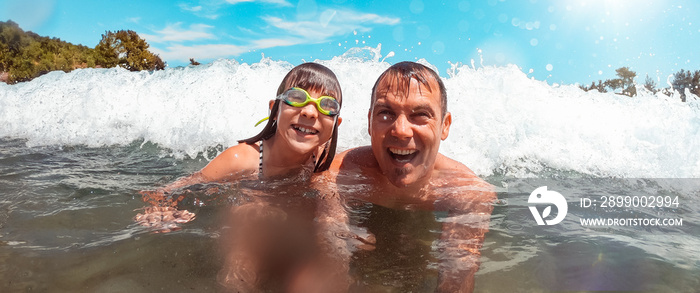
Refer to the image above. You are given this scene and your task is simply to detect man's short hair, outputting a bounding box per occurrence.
[370,61,447,116]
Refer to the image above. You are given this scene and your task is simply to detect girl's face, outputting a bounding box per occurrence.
[274,88,340,156]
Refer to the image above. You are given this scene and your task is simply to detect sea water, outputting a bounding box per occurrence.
[1,47,699,292]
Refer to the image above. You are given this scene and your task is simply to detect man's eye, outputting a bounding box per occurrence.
[411,112,432,123]
[414,111,431,117]
[376,110,394,121]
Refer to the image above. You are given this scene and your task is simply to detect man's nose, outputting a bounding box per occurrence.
[300,102,319,118]
[391,114,413,139]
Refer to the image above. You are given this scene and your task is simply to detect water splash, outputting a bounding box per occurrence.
[1,47,699,177]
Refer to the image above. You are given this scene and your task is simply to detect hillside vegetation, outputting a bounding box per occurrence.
[0,20,164,84]
[580,66,700,102]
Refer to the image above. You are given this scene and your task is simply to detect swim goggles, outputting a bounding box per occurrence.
[255,87,341,126]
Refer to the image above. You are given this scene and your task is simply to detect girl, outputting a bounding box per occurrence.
[136,62,354,292]
[200,62,343,180]
[136,62,343,226]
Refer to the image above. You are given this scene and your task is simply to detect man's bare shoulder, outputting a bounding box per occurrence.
[436,153,494,191]
[435,153,479,178]
[330,146,378,171]
[434,153,497,208]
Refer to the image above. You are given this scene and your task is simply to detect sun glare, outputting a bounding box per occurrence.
[559,0,658,29]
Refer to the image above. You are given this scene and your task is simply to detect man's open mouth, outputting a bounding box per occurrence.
[388,147,418,163]
[292,124,318,135]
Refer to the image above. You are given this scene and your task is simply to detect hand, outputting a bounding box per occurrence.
[335,228,376,251]
[134,206,196,233]
[139,189,185,207]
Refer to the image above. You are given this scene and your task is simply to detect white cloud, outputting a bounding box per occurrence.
[336,10,401,25]
[226,0,292,6]
[152,44,249,63]
[145,7,398,65]
[179,3,219,19]
[178,4,202,12]
[263,9,400,43]
[203,14,220,20]
[143,23,216,43]
[250,38,304,49]
[155,37,302,62]
[126,17,141,24]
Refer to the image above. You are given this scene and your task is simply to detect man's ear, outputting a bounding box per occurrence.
[367,110,372,136]
[441,112,452,140]
[336,116,343,127]
[268,100,275,110]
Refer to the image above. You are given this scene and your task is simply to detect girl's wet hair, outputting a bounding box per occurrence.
[371,61,447,116]
[239,62,342,173]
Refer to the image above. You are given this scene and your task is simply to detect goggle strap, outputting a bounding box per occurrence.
[254,116,269,127]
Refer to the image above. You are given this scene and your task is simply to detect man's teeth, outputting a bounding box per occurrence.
[294,125,318,134]
[389,148,417,155]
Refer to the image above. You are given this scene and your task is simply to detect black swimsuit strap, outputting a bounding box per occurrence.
[258,140,318,178]
[258,140,263,176]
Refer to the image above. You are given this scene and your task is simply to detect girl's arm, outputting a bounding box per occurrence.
[135,143,259,231]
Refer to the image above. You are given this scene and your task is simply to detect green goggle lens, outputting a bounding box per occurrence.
[279,87,340,116]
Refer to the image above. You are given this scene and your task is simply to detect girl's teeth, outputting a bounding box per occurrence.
[295,126,317,134]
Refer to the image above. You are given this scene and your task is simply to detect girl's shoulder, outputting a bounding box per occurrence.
[223,142,261,157]
[200,142,260,181]
[218,142,261,169]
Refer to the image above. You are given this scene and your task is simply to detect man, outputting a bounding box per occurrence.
[320,61,496,292]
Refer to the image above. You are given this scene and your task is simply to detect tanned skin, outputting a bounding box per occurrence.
[310,63,495,292]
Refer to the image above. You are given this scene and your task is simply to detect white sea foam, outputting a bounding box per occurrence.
[1,47,699,177]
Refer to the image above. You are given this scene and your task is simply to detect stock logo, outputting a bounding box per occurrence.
[528,186,568,225]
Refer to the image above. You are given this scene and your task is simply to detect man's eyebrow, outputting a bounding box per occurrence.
[372,102,392,110]
[412,104,436,115]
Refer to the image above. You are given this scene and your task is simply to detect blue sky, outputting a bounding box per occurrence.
[2,0,698,85]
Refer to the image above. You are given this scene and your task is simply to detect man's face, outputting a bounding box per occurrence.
[368,77,452,188]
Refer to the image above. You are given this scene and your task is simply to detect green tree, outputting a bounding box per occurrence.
[612,67,637,97]
[581,67,637,96]
[671,69,700,102]
[94,31,119,68]
[643,74,657,94]
[94,30,165,71]
[0,20,24,75]
[580,80,608,93]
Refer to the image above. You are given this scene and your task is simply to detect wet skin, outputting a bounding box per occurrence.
[135,89,342,231]
[369,78,452,189]
[320,72,495,292]
[263,89,340,176]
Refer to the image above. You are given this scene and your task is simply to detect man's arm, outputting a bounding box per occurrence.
[436,205,493,292]
[434,161,496,293]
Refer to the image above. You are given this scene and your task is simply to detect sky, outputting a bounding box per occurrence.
[2,0,698,86]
